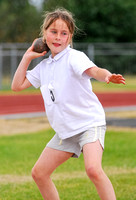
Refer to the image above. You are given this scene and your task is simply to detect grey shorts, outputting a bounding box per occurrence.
[46,125,106,158]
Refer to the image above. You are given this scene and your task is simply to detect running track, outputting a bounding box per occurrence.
[0,92,136,115]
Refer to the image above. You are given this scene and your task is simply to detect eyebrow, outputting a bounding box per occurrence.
[50,28,68,32]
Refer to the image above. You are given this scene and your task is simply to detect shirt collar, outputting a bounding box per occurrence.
[47,45,71,64]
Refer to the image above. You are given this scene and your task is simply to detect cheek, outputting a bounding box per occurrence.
[44,31,53,42]
[46,35,53,44]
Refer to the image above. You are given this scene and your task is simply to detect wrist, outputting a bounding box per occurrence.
[22,53,32,64]
[105,73,112,83]
[23,52,31,60]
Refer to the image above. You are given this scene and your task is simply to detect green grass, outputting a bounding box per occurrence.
[0,128,136,199]
[92,75,136,92]
[1,75,136,95]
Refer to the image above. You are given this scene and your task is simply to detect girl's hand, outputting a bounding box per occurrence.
[24,39,47,60]
[105,74,126,85]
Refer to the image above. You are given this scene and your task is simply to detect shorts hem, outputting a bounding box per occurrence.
[46,144,80,158]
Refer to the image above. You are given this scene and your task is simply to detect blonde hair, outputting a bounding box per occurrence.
[40,8,77,47]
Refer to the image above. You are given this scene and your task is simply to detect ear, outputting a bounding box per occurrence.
[68,34,73,44]
[70,34,73,41]
[43,30,47,42]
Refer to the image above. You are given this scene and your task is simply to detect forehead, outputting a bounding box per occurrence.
[49,19,69,31]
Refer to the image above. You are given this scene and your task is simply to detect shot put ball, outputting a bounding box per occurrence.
[33,38,50,53]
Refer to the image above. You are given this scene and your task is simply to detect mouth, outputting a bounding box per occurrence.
[53,43,61,47]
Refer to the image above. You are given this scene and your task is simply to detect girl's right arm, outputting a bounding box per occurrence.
[11,40,47,92]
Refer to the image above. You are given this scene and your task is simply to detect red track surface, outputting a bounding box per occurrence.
[0,94,45,115]
[0,92,136,115]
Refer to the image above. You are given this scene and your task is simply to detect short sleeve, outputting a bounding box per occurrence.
[70,51,96,78]
[26,64,41,88]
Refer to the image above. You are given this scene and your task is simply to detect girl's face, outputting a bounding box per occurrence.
[44,19,72,58]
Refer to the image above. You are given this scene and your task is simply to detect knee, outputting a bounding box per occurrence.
[86,165,103,182]
[32,166,41,182]
[31,166,47,183]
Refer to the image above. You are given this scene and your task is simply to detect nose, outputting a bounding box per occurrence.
[56,33,61,40]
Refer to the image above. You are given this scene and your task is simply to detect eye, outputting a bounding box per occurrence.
[62,32,67,36]
[51,30,57,34]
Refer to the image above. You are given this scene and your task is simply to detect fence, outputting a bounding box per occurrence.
[0,42,136,90]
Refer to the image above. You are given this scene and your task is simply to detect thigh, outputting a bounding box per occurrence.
[83,140,103,169]
[33,147,73,175]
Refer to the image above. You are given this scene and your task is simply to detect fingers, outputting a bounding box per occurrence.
[40,51,47,56]
[108,74,126,85]
[32,38,38,44]
[116,74,125,84]
[119,79,126,84]
[33,50,47,58]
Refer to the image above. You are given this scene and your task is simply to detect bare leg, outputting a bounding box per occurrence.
[83,140,116,200]
[32,147,73,200]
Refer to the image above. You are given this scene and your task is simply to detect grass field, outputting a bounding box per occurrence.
[0,75,136,95]
[0,128,136,200]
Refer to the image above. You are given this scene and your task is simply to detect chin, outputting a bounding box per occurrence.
[54,50,61,55]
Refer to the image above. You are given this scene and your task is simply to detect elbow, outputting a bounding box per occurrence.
[11,83,16,91]
[11,78,31,91]
[11,83,21,92]
[11,87,22,92]
[11,86,18,92]
[11,87,17,92]
[11,82,15,91]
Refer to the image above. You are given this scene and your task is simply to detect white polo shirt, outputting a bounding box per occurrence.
[26,45,106,139]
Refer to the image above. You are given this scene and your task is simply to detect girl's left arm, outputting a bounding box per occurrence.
[85,66,125,84]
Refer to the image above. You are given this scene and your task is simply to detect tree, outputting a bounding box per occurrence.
[1,0,136,43]
[0,0,41,42]
[42,0,136,42]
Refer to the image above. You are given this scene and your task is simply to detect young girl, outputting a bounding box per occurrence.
[12,8,125,200]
